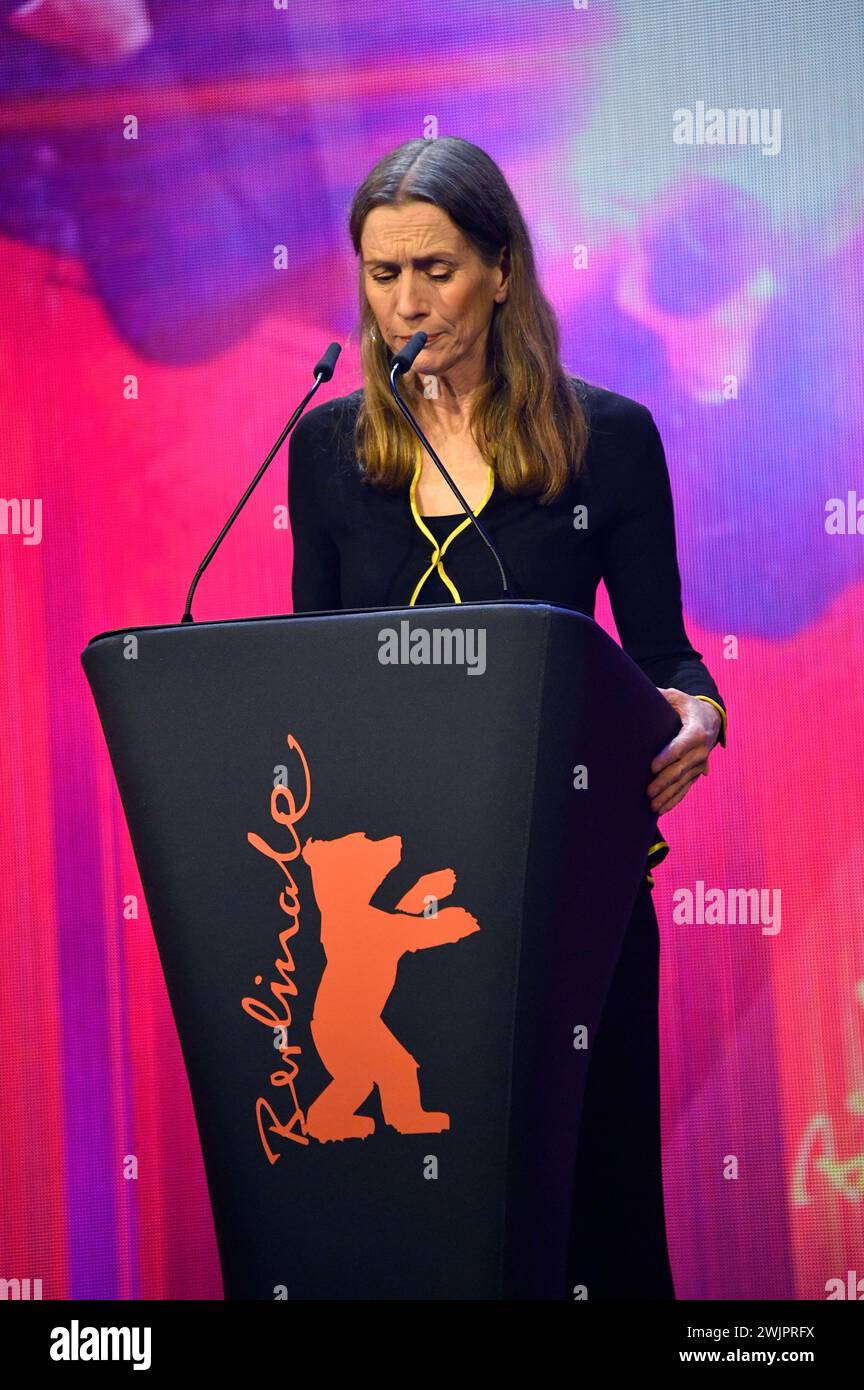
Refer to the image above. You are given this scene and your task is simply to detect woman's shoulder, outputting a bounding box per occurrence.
[289,386,364,483]
[568,373,655,440]
[566,376,667,505]
[294,386,364,443]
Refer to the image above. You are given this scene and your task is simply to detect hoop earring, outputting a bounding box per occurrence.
[370,324,378,342]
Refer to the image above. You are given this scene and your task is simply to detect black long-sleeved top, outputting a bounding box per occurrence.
[288,376,727,881]
[288,375,725,728]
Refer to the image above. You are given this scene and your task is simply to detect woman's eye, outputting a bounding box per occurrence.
[371,271,450,283]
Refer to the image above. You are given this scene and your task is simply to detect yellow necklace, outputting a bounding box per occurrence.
[407,459,496,605]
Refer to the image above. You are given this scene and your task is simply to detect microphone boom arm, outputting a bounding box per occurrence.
[388,338,511,599]
[181,343,340,623]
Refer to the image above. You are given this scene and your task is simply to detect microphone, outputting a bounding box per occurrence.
[180,342,342,623]
[389,331,511,599]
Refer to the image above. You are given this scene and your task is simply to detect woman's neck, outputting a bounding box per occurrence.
[407,374,485,443]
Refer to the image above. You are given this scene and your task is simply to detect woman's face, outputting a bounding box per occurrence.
[360,200,508,378]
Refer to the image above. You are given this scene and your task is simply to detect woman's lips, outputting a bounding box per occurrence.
[397,333,441,342]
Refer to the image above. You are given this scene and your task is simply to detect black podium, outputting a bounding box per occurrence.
[81,601,679,1301]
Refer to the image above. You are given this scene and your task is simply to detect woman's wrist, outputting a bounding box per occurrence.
[691,700,722,757]
[692,695,725,750]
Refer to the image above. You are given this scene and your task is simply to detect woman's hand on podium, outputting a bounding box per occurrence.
[646,687,723,815]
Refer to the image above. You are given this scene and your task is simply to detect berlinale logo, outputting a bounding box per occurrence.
[242,734,480,1161]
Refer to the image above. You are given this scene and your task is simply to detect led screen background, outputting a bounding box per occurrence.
[1,0,862,1299]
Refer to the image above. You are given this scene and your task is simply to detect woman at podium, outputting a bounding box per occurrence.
[288,136,726,1301]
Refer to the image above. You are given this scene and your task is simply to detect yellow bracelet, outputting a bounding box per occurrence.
[693,695,727,748]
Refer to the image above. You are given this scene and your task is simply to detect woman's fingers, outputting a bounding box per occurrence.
[647,745,708,803]
[649,687,722,814]
[652,765,705,815]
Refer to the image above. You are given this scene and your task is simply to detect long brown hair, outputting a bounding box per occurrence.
[348,137,588,505]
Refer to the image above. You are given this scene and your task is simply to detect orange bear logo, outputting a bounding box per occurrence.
[301,832,480,1142]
